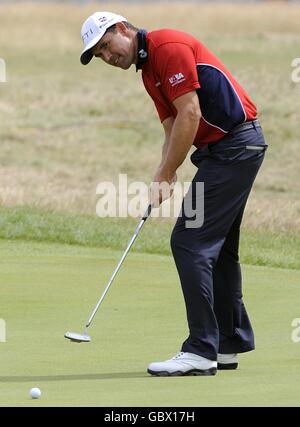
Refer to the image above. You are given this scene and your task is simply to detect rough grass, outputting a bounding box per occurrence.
[0,205,299,270]
[0,2,300,233]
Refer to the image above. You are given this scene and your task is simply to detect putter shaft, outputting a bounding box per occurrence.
[85,205,152,328]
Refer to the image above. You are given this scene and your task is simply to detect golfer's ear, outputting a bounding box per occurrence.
[116,22,128,34]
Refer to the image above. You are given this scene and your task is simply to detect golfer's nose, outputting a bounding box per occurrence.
[103,51,113,64]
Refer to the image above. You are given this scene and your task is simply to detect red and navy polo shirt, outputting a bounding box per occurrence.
[136,29,257,148]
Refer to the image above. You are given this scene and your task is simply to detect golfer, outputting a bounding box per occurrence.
[80,12,267,376]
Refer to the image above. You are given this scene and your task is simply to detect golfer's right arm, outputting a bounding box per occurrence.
[150,117,176,207]
[159,117,175,170]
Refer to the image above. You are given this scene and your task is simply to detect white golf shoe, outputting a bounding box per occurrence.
[147,352,217,376]
[217,353,238,370]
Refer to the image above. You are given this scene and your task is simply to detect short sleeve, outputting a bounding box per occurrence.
[154,43,200,102]
[150,91,174,122]
[142,72,174,123]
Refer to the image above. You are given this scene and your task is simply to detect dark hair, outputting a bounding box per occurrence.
[105,21,139,34]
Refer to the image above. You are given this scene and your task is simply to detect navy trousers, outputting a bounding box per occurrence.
[170,122,267,361]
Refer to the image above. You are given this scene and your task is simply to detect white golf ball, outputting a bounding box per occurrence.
[30,387,41,399]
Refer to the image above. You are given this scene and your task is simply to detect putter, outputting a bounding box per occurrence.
[64,204,152,343]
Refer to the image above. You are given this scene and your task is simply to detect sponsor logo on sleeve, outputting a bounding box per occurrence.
[169,72,185,86]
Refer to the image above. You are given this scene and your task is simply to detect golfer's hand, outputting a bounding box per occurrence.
[150,172,177,208]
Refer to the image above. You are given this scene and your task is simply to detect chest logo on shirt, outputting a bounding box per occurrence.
[169,72,185,86]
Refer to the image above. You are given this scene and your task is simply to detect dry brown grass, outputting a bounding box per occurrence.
[0,2,299,231]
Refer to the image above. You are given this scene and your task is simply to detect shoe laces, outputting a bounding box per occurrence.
[172,352,185,360]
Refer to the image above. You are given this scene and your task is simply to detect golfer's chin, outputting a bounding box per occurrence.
[115,56,134,70]
[118,61,132,70]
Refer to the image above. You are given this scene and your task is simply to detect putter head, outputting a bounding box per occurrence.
[64,331,91,343]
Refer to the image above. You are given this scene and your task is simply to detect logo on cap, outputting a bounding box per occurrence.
[82,28,94,41]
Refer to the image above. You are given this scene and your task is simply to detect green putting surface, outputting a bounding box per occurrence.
[0,239,299,407]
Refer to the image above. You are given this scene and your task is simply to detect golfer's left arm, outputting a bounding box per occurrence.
[154,90,201,184]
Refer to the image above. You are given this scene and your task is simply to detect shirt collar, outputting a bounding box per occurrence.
[136,29,148,72]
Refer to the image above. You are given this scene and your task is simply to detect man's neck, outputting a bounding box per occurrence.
[132,31,139,65]
[135,29,148,71]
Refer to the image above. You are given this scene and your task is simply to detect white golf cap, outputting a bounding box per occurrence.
[80,11,127,65]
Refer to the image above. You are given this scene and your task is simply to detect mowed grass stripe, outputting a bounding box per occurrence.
[0,240,299,406]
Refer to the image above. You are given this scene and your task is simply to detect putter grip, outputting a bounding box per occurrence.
[142,204,152,221]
